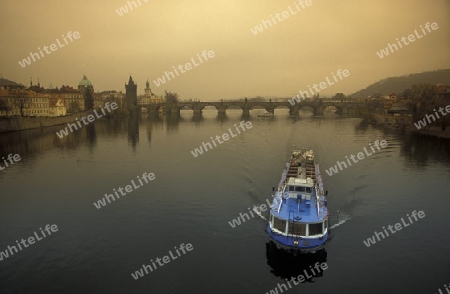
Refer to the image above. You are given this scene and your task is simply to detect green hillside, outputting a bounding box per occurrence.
[350,69,450,98]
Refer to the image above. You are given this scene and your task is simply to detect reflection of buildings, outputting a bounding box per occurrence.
[400,131,450,166]
[0,122,86,159]
[127,116,139,151]
[265,241,327,281]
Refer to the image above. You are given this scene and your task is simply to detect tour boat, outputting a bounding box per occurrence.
[266,149,329,253]
[257,111,274,117]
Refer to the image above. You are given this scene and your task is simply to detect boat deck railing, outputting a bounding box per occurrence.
[315,163,325,195]
[272,151,327,218]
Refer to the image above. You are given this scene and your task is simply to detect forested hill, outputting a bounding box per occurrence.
[350,69,450,98]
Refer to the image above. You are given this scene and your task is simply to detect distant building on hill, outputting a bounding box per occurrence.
[437,84,450,100]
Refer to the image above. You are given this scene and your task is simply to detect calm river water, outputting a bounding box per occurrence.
[1,109,450,294]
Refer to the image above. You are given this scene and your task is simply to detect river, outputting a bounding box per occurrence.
[1,109,449,294]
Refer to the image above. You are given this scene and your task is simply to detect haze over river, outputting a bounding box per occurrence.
[1,109,449,294]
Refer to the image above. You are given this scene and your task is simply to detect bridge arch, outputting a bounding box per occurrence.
[298,105,316,115]
[197,104,219,111]
[267,104,289,116]
[178,105,195,118]
[180,105,194,110]
[249,104,267,110]
[343,104,366,116]
[323,105,340,114]
[199,104,219,116]
[224,104,244,115]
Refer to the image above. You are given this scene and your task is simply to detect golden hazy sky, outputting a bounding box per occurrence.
[0,0,449,99]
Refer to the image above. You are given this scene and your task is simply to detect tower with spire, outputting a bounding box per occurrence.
[125,75,137,110]
[144,79,152,96]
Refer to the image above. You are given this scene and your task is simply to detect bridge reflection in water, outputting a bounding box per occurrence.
[140,100,372,117]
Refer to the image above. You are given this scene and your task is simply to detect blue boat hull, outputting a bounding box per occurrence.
[266,224,329,253]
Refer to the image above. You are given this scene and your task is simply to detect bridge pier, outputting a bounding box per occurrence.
[217,106,227,115]
[193,112,202,120]
[289,106,299,116]
[315,106,324,115]
[169,107,180,117]
[340,105,348,115]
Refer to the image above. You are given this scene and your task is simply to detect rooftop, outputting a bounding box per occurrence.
[0,78,21,87]
[79,75,92,87]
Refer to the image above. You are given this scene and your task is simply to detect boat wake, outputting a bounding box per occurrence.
[253,205,267,220]
[329,210,351,230]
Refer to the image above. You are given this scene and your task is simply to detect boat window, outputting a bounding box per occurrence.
[273,217,286,233]
[288,222,306,236]
[305,187,312,193]
[308,223,323,235]
[289,186,295,192]
[295,186,305,192]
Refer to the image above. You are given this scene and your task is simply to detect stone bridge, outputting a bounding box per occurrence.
[141,100,379,117]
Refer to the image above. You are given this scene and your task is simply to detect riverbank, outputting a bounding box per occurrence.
[361,114,450,139]
[406,125,450,139]
[0,112,99,133]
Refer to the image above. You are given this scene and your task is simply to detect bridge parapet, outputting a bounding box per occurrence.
[140,100,375,117]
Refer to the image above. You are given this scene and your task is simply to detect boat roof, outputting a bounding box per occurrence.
[271,149,327,222]
[271,189,328,223]
[272,192,328,223]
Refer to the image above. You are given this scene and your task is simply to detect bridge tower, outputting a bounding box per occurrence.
[125,76,137,111]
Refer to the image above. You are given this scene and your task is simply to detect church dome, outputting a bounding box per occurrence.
[78,75,92,87]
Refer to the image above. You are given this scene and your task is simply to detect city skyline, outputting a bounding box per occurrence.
[1,0,449,100]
